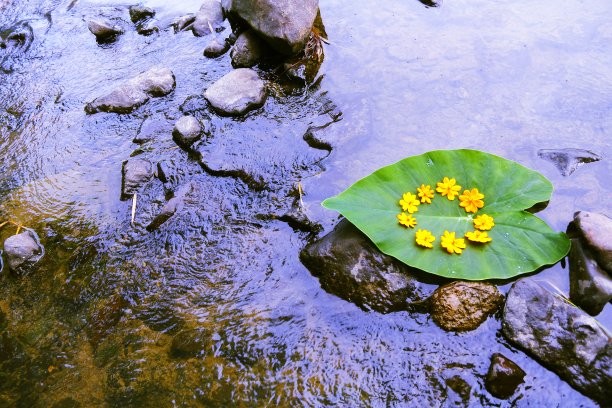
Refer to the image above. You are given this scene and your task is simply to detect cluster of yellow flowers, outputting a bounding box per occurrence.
[396,177,495,255]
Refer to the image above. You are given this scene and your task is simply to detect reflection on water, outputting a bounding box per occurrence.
[0,0,610,406]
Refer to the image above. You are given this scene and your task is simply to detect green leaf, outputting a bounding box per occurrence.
[322,149,570,280]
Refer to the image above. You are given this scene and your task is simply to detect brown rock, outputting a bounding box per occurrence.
[430,281,504,331]
[574,211,612,273]
[485,353,526,399]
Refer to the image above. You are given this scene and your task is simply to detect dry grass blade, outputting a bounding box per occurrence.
[131,193,137,226]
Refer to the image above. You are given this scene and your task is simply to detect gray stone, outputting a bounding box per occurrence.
[85,67,175,114]
[146,183,193,232]
[3,230,44,272]
[134,116,173,144]
[537,148,601,177]
[192,0,225,36]
[502,278,612,404]
[173,116,202,147]
[430,281,504,332]
[223,0,319,55]
[204,68,266,116]
[136,21,159,36]
[569,238,612,316]
[485,353,526,399]
[299,219,431,313]
[230,30,265,68]
[88,20,123,41]
[204,37,230,58]
[574,211,612,273]
[121,158,153,198]
[129,5,155,23]
[174,14,196,32]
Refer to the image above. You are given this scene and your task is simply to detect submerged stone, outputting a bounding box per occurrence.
[170,328,211,358]
[204,37,230,58]
[85,67,175,114]
[573,211,612,273]
[569,238,612,316]
[230,30,265,68]
[430,281,503,331]
[3,229,44,273]
[204,68,266,116]
[502,278,612,404]
[537,148,601,177]
[87,20,123,41]
[485,353,526,399]
[134,115,173,144]
[146,183,193,231]
[129,5,155,23]
[299,219,432,313]
[223,0,319,55]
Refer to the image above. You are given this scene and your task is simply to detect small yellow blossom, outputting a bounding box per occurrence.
[436,177,462,200]
[399,192,420,214]
[473,214,494,231]
[415,229,435,248]
[397,212,417,228]
[459,188,485,213]
[440,230,467,255]
[417,184,435,204]
[465,230,492,243]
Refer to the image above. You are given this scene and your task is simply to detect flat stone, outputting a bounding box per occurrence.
[502,278,612,404]
[192,0,225,36]
[174,14,196,32]
[430,281,504,332]
[299,219,432,313]
[204,68,266,116]
[121,158,153,198]
[569,238,612,316]
[537,148,601,177]
[3,230,44,273]
[230,30,265,68]
[88,20,123,41]
[172,116,202,147]
[129,5,155,23]
[86,67,175,114]
[146,183,192,232]
[223,0,319,55]
[134,116,173,144]
[204,37,230,58]
[485,353,526,399]
[574,211,612,273]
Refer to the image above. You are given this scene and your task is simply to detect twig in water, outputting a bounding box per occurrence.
[131,193,137,226]
[297,182,304,209]
[207,21,214,36]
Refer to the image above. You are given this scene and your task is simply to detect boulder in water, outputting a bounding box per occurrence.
[3,229,44,273]
[88,20,123,42]
[204,68,266,116]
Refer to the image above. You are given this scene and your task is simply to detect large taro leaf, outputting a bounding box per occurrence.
[322,149,570,280]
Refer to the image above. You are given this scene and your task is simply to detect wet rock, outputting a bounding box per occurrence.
[156,160,180,184]
[223,0,319,55]
[230,30,265,68]
[129,5,155,23]
[278,205,322,234]
[3,229,44,273]
[121,158,153,198]
[204,37,230,58]
[303,123,333,151]
[87,20,123,42]
[418,0,441,7]
[573,211,612,273]
[537,148,601,177]
[299,219,430,313]
[430,281,503,331]
[173,116,202,147]
[193,0,225,36]
[502,278,612,404]
[198,148,266,190]
[170,329,210,358]
[136,21,159,36]
[85,67,175,114]
[134,116,173,144]
[204,68,266,116]
[569,238,612,316]
[174,14,196,32]
[146,183,193,231]
[485,353,526,399]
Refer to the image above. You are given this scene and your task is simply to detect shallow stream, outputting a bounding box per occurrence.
[0,0,610,406]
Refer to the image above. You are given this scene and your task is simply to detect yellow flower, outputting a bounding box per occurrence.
[436,177,462,200]
[417,184,434,204]
[415,229,435,248]
[440,230,467,255]
[459,188,485,213]
[473,214,494,231]
[397,212,417,228]
[465,230,492,243]
[399,192,420,213]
